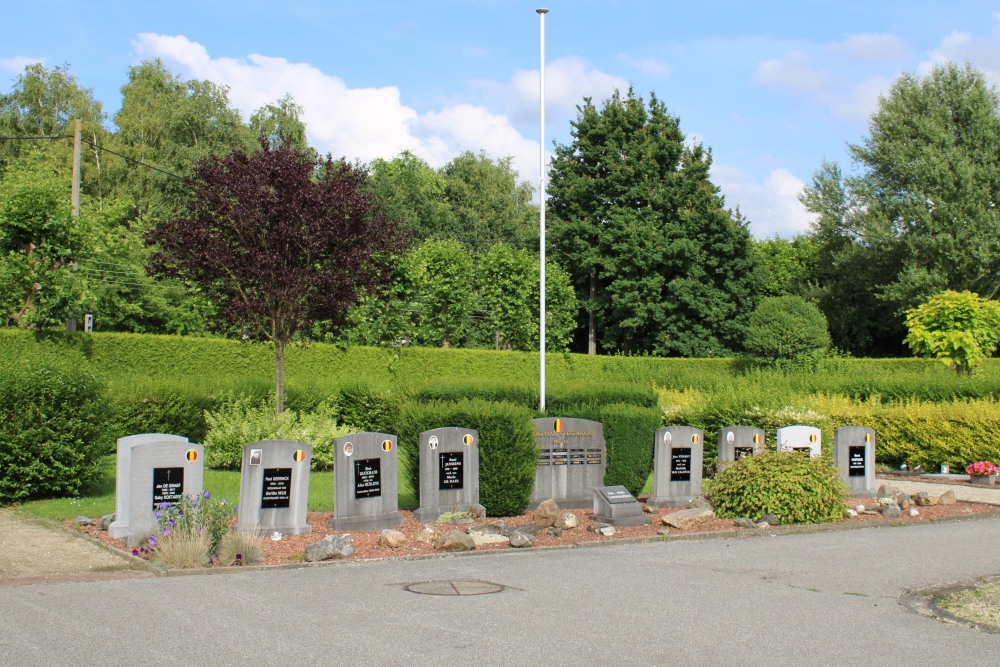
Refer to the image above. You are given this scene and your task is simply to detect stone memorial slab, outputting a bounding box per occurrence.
[237,440,312,535]
[647,426,704,508]
[414,427,485,522]
[531,418,606,508]
[330,432,404,531]
[590,485,650,527]
[717,426,765,471]
[119,438,204,547]
[109,433,190,541]
[834,426,876,497]
[776,425,821,458]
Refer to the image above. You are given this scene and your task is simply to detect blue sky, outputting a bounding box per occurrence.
[4,0,1000,238]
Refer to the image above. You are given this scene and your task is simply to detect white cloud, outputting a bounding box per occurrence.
[130,33,543,185]
[618,54,672,79]
[754,50,834,94]
[713,164,811,239]
[920,26,1000,86]
[0,56,44,73]
[828,34,907,63]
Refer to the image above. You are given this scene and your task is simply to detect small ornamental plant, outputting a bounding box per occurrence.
[966,461,998,476]
[142,491,238,568]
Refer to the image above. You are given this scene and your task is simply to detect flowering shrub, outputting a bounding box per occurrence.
[966,461,998,476]
[148,491,238,565]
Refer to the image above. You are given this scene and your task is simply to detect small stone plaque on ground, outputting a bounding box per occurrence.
[591,485,650,527]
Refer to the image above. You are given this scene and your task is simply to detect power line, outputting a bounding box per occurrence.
[79,138,186,182]
[0,134,73,140]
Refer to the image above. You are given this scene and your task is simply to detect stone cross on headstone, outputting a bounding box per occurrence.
[647,426,704,507]
[531,418,606,508]
[776,425,821,458]
[237,440,312,536]
[834,426,876,497]
[414,427,485,522]
[329,432,404,531]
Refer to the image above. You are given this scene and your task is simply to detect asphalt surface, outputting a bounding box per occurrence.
[3,517,1000,666]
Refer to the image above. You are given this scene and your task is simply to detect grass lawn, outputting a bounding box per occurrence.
[18,458,418,521]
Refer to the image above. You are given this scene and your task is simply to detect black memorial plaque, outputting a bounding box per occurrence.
[734,446,754,460]
[152,467,184,509]
[354,458,382,498]
[439,451,464,490]
[261,468,292,509]
[848,445,866,477]
[670,448,692,482]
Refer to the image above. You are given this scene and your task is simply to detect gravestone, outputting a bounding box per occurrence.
[647,426,704,508]
[108,433,194,544]
[237,440,312,536]
[834,426,876,497]
[776,425,821,458]
[591,485,650,527]
[108,434,204,547]
[531,418,606,508]
[330,432,404,531]
[414,427,485,522]
[717,426,765,470]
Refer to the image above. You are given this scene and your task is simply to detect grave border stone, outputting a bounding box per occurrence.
[648,426,705,508]
[414,427,485,523]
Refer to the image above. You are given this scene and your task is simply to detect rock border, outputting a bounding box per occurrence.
[899,574,1000,634]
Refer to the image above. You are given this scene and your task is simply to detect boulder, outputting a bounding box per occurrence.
[555,512,579,530]
[305,534,354,562]
[913,492,930,507]
[662,508,716,530]
[451,516,474,525]
[642,504,654,514]
[845,508,858,518]
[877,483,900,499]
[733,517,756,529]
[687,496,713,510]
[468,523,504,536]
[513,522,543,536]
[533,499,562,527]
[894,493,910,510]
[379,529,407,549]
[879,502,902,518]
[758,513,781,526]
[596,526,616,537]
[434,530,475,552]
[75,516,95,527]
[587,522,610,533]
[939,490,956,505]
[547,526,563,537]
[469,532,509,547]
[100,514,115,531]
[415,525,442,544]
[509,531,535,548]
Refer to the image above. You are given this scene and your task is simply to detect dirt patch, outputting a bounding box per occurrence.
[75,498,1000,568]
[0,510,149,585]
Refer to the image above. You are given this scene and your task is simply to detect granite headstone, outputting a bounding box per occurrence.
[414,427,485,522]
[647,426,704,508]
[237,440,312,535]
[531,418,606,508]
[717,426,765,471]
[329,432,404,531]
[834,426,876,497]
[776,425,821,458]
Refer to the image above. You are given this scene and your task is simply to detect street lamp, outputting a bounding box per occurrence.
[537,7,548,412]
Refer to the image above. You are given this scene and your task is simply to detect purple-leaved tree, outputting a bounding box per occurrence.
[149,143,408,413]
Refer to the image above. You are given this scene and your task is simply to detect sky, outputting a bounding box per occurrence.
[4,0,1000,239]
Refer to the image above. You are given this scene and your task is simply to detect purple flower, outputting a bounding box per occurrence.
[131,548,139,556]
[148,536,158,547]
[203,490,211,499]
[235,553,243,562]
[233,506,239,512]
[168,519,175,527]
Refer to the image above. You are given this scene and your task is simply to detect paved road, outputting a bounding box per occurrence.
[3,518,1000,666]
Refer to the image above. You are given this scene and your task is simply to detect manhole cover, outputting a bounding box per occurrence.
[405,579,506,596]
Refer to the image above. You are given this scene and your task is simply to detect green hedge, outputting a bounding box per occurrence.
[408,380,658,411]
[395,399,537,517]
[0,350,110,504]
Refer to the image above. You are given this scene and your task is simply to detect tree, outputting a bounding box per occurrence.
[478,243,535,350]
[148,144,407,412]
[903,290,1000,375]
[752,235,817,298]
[405,239,475,348]
[249,94,311,154]
[367,151,454,242]
[744,296,831,363]
[548,89,759,356]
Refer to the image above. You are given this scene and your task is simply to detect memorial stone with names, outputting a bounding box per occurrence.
[591,485,650,527]
[330,432,404,531]
[531,418,606,508]
[414,427,485,522]
[109,433,189,541]
[833,426,876,497]
[776,425,821,458]
[717,426,765,471]
[237,440,312,535]
[109,434,204,547]
[648,426,704,508]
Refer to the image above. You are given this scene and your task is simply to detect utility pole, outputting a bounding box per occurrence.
[71,119,82,219]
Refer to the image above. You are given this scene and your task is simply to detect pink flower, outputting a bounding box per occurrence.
[966,461,998,476]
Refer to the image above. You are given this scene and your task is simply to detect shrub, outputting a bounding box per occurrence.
[109,381,216,443]
[395,399,537,516]
[709,450,848,524]
[336,384,398,433]
[904,290,1000,376]
[153,531,211,568]
[217,526,265,566]
[202,394,355,470]
[0,350,110,504]
[744,296,831,363]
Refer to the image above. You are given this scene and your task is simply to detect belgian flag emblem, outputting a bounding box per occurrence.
[382,439,393,452]
[463,434,474,446]
[293,449,306,462]
[753,434,762,445]
[554,419,563,433]
[865,433,873,443]
[809,433,818,443]
[692,434,700,444]
[186,449,198,462]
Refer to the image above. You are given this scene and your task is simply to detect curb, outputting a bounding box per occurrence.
[900,574,1000,634]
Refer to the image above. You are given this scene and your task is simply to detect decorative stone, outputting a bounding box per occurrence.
[894,492,910,510]
[379,529,407,548]
[587,522,610,533]
[547,526,563,537]
[591,486,651,527]
[451,516,474,525]
[855,504,866,513]
[596,526,616,536]
[469,523,504,536]
[758,513,781,526]
[879,502,902,518]
[861,510,878,515]
[909,508,919,517]
[913,492,929,506]
[733,517,756,529]
[642,504,653,514]
[846,508,858,518]
[513,523,543,536]
[662,508,716,530]
[433,530,475,552]
[100,513,115,531]
[509,531,535,548]
[687,496,713,510]
[555,512,579,530]
[876,484,899,499]
[304,534,354,562]
[656,527,670,536]
[469,532,509,547]
[754,521,771,529]
[488,520,510,534]
[925,495,939,506]
[75,516,95,527]
[534,498,562,527]
[415,525,441,544]
[938,490,956,505]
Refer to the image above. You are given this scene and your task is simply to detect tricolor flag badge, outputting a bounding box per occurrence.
[753,434,762,444]
[692,434,700,444]
[865,433,873,443]
[382,439,393,452]
[463,434,474,446]
[809,433,817,443]
[554,419,563,433]
[186,449,198,462]
[293,449,306,462]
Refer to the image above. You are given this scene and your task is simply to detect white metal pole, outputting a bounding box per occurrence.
[537,8,548,413]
